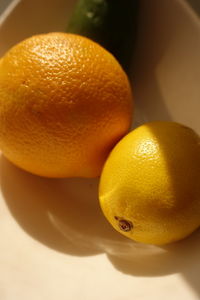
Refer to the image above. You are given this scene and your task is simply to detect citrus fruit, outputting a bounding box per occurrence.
[99,121,200,245]
[0,32,133,178]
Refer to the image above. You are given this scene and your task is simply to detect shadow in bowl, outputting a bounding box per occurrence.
[108,228,200,277]
[0,155,139,257]
[1,154,200,288]
[130,0,175,123]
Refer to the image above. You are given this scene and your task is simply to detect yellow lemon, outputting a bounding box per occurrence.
[99,121,200,245]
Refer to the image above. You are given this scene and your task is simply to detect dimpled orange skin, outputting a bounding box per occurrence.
[0,32,133,177]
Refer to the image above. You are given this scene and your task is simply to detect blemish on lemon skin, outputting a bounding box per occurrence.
[114,216,133,232]
[119,219,133,232]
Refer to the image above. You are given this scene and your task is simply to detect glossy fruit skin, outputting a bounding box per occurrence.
[99,121,200,245]
[0,32,133,178]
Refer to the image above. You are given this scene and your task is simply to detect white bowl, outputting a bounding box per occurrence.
[0,1,200,299]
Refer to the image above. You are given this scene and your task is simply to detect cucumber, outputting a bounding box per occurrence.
[67,0,138,73]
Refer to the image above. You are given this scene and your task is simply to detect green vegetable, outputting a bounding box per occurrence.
[67,0,138,73]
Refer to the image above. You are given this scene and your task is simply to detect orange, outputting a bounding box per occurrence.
[0,32,133,178]
[99,121,200,245]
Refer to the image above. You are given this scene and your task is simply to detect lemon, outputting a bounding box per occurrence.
[99,121,200,245]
